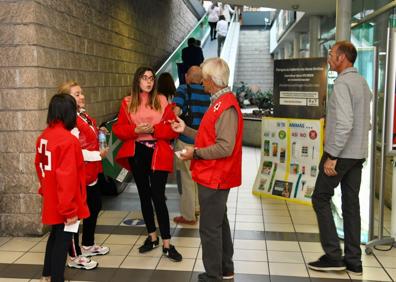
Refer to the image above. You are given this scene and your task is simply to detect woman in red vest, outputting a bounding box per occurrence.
[171,58,243,282]
[58,81,110,270]
[35,93,90,282]
[113,66,182,262]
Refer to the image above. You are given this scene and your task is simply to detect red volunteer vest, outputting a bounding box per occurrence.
[191,92,243,189]
[77,113,103,185]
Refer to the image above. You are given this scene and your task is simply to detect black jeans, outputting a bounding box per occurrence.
[209,21,217,39]
[43,224,73,282]
[198,184,234,281]
[129,142,170,239]
[69,182,102,257]
[312,154,364,266]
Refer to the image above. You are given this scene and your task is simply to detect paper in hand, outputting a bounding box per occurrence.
[64,220,80,233]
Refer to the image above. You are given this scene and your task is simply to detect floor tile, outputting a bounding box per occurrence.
[156,257,195,271]
[235,222,264,231]
[110,268,153,282]
[0,251,24,263]
[265,231,297,241]
[263,210,290,217]
[269,262,308,277]
[294,224,319,233]
[14,253,44,265]
[233,239,266,250]
[168,237,201,248]
[349,266,392,281]
[266,240,300,251]
[234,260,269,275]
[386,268,396,281]
[270,275,309,282]
[149,270,192,282]
[92,255,125,268]
[234,249,268,261]
[234,230,266,240]
[120,256,160,269]
[0,237,11,247]
[265,223,294,232]
[264,216,292,224]
[300,242,323,253]
[104,234,139,245]
[29,242,46,253]
[377,255,396,268]
[0,238,39,252]
[235,214,263,223]
[267,251,304,263]
[101,244,132,256]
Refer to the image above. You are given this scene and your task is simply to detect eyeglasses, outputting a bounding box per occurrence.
[141,75,155,82]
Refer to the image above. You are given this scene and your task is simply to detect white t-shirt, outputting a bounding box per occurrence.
[216,20,228,37]
[208,6,220,22]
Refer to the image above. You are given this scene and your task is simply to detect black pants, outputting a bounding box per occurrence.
[209,21,217,39]
[129,142,170,239]
[312,154,364,266]
[43,224,73,282]
[198,184,234,281]
[69,182,102,257]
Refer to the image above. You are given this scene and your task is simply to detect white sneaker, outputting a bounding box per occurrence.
[67,255,98,270]
[82,245,110,256]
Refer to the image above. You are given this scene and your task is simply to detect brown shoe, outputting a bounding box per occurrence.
[173,216,196,225]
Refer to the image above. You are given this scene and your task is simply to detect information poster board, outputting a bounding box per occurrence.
[273,58,327,119]
[253,117,324,204]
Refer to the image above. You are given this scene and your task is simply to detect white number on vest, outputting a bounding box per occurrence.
[37,139,52,177]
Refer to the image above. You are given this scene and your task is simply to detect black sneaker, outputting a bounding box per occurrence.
[223,271,234,279]
[198,273,222,282]
[138,236,159,253]
[308,255,346,271]
[162,245,182,262]
[346,263,363,276]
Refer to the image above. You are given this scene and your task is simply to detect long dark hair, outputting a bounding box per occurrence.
[47,93,77,130]
[128,66,160,113]
[157,72,176,100]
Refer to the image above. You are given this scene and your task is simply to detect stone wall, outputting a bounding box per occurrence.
[0,0,198,235]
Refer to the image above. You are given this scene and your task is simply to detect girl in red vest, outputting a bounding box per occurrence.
[58,81,110,270]
[113,66,182,261]
[35,93,90,282]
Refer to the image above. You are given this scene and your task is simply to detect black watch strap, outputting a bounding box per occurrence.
[327,153,338,160]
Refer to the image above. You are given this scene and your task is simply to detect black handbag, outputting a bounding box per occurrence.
[180,85,193,126]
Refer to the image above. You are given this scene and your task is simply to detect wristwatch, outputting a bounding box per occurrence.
[327,153,338,160]
[193,148,201,160]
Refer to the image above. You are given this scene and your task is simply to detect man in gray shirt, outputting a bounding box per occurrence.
[308,41,372,276]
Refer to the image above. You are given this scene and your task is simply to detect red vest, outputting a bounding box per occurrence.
[76,113,103,185]
[191,92,243,189]
[35,123,90,225]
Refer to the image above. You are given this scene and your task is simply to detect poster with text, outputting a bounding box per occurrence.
[273,58,327,119]
[253,117,324,204]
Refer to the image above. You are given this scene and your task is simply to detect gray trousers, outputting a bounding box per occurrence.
[217,35,226,57]
[198,184,234,281]
[312,154,364,266]
[175,140,199,221]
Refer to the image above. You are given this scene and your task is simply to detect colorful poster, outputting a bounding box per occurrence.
[253,117,324,204]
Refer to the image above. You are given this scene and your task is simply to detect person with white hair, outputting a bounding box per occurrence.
[171,58,243,282]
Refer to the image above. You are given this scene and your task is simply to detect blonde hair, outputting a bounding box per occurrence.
[58,80,80,94]
[201,58,229,87]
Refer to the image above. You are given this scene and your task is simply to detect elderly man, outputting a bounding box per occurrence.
[171,58,243,282]
[173,66,211,225]
[308,41,372,275]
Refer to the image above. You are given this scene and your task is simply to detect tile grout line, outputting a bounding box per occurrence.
[261,196,272,282]
[285,200,319,282]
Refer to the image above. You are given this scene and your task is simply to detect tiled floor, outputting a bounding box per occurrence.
[0,147,395,281]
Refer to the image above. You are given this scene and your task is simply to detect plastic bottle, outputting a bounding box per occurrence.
[98,130,107,150]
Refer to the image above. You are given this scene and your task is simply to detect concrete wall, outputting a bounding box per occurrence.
[0,0,197,235]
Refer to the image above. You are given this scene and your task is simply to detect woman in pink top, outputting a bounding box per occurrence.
[113,67,182,262]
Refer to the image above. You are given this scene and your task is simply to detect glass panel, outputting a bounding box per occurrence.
[155,15,210,81]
